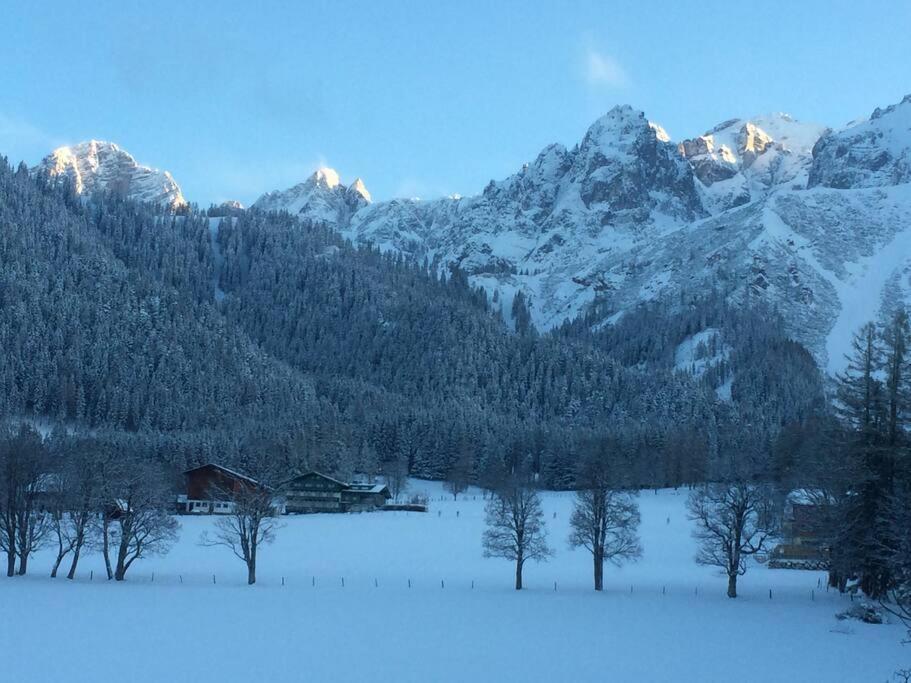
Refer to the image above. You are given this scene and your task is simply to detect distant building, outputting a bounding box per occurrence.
[282,471,391,513]
[769,489,831,569]
[179,463,282,515]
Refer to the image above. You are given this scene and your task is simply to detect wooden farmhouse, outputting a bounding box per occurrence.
[178,464,391,515]
[769,489,830,569]
[282,471,391,513]
[179,463,281,515]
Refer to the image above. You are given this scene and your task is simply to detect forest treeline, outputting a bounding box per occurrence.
[0,156,824,489]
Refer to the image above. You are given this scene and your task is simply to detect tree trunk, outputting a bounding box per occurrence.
[16,520,28,575]
[51,550,65,578]
[114,525,130,581]
[727,573,737,598]
[247,538,257,585]
[102,516,113,580]
[114,546,128,581]
[5,551,15,577]
[67,543,82,580]
[593,552,604,591]
[515,559,523,590]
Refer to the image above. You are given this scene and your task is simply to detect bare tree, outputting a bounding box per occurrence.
[0,426,51,576]
[106,457,178,581]
[381,452,409,502]
[0,428,20,576]
[687,482,777,598]
[569,455,641,590]
[445,444,472,501]
[200,459,282,585]
[46,437,102,579]
[482,476,552,590]
[94,447,122,580]
[47,470,76,578]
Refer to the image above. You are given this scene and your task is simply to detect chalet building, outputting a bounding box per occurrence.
[282,471,391,513]
[769,489,831,569]
[179,463,283,515]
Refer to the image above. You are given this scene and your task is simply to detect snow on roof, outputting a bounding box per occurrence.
[786,488,834,505]
[184,463,261,487]
[348,483,390,495]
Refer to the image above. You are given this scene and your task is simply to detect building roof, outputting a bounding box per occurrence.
[184,463,262,487]
[348,483,391,495]
[282,472,391,498]
[281,470,350,488]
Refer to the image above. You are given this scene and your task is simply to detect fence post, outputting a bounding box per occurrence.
[179,575,183,584]
[312,576,315,587]
[769,589,772,600]
[341,577,345,588]
[282,576,285,586]
[441,579,445,589]
[408,578,411,588]
[213,574,216,584]
[374,578,378,588]
[554,581,557,592]
[90,570,93,582]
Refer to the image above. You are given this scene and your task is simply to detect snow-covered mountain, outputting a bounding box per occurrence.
[809,94,911,189]
[253,95,911,374]
[253,168,370,225]
[34,140,186,210]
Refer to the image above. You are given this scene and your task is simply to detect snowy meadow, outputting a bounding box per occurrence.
[1,482,906,682]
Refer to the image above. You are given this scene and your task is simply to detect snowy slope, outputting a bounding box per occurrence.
[34,140,186,210]
[1,484,906,683]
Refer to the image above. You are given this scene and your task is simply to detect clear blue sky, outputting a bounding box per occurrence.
[2,0,909,206]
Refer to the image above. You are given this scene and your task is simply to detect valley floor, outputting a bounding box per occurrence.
[0,484,906,682]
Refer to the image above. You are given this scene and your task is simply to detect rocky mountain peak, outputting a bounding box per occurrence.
[739,122,774,167]
[570,106,702,218]
[252,168,370,223]
[35,140,186,209]
[346,177,372,204]
[310,167,341,189]
[809,93,911,189]
[679,114,825,211]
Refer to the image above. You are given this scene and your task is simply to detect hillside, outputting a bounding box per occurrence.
[0,159,823,485]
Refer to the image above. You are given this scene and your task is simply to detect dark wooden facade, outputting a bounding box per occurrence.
[769,493,830,569]
[180,463,265,515]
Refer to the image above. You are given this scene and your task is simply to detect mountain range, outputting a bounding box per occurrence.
[32,94,911,374]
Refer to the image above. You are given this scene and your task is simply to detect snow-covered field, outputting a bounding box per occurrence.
[1,482,906,682]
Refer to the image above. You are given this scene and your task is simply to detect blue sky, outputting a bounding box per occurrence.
[2,0,909,206]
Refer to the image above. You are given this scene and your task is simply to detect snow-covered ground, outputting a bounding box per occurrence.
[0,482,906,682]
